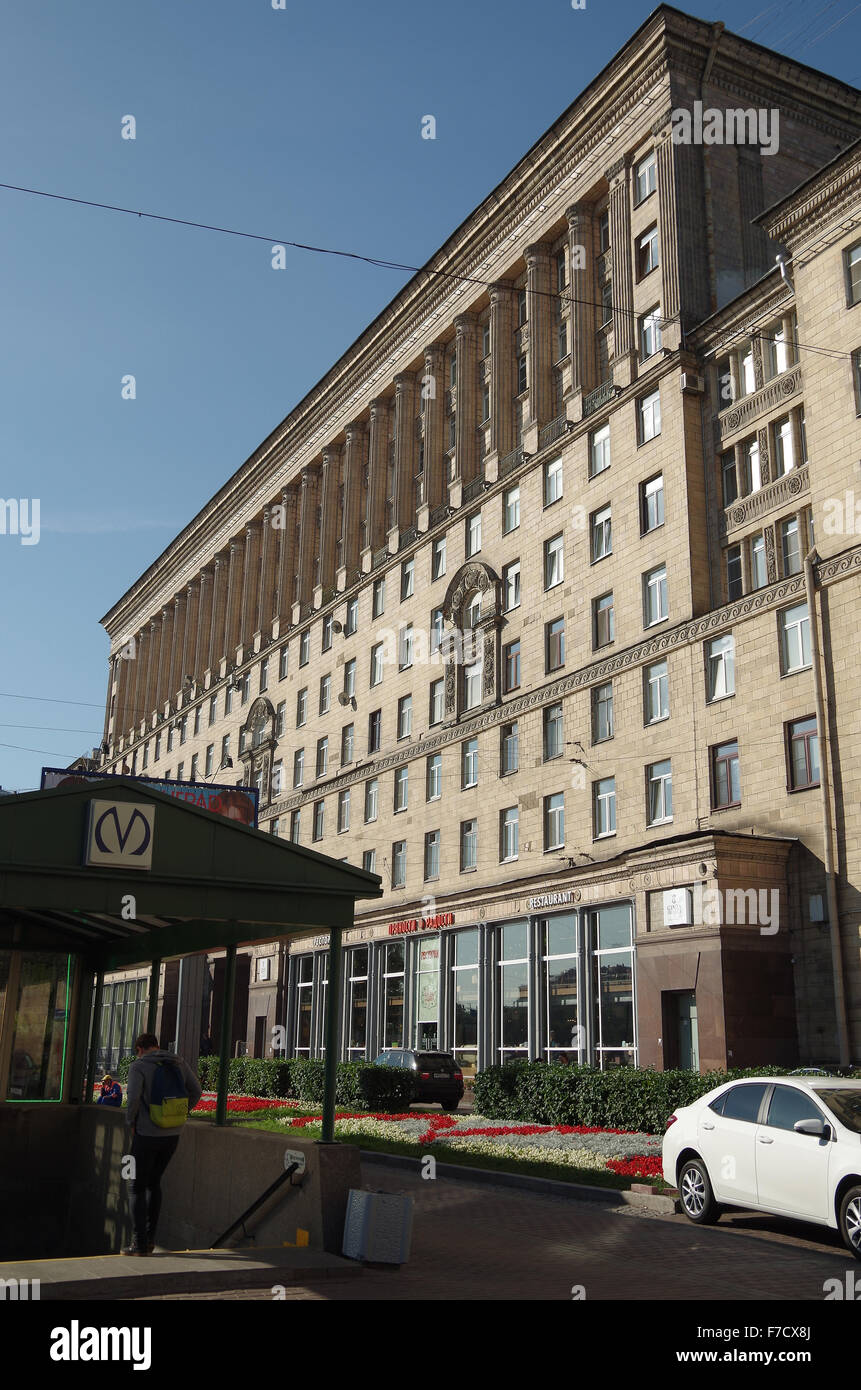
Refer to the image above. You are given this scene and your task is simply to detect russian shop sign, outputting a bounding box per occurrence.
[84,800,155,870]
[41,767,259,828]
[388,912,455,936]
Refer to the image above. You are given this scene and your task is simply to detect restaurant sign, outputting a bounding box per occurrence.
[388,911,455,936]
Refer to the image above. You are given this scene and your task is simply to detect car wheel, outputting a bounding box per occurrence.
[441,1101,460,1111]
[678,1157,721,1225]
[838,1185,861,1260]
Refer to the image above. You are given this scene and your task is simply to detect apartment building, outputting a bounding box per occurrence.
[95,7,861,1075]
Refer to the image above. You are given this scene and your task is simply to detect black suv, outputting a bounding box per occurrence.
[374,1049,464,1109]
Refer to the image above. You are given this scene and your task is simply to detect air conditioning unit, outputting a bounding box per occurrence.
[680,371,704,394]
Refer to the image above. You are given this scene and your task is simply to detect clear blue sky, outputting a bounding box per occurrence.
[0,0,858,791]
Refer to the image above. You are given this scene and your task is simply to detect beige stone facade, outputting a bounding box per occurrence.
[95,9,861,1073]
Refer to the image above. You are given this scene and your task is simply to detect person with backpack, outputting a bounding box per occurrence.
[122,1032,203,1255]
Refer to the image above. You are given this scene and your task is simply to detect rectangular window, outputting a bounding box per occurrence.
[368,709,381,753]
[193,706,202,736]
[220,734,230,765]
[503,561,521,612]
[312,801,324,841]
[706,634,735,701]
[290,809,301,843]
[364,778,378,823]
[460,819,478,872]
[426,752,442,801]
[397,694,412,740]
[299,630,310,666]
[321,615,333,652]
[341,723,354,766]
[344,596,358,636]
[190,753,199,781]
[853,348,861,414]
[593,592,614,648]
[750,533,767,590]
[424,830,441,880]
[589,423,610,477]
[271,760,282,798]
[779,602,811,673]
[544,532,564,588]
[787,716,820,791]
[744,438,761,494]
[279,645,289,680]
[599,209,610,252]
[845,242,861,306]
[637,225,659,278]
[644,659,669,724]
[204,743,214,776]
[316,737,328,778]
[482,382,491,422]
[641,474,664,532]
[394,766,409,812]
[319,673,331,715]
[503,485,520,533]
[591,505,612,561]
[544,793,564,850]
[544,702,564,760]
[504,640,521,692]
[592,681,613,742]
[392,841,407,887]
[647,760,673,825]
[372,577,385,618]
[370,643,384,686]
[432,536,447,581]
[774,417,794,475]
[343,657,356,698]
[643,564,668,626]
[466,512,482,557]
[500,807,519,862]
[501,721,519,774]
[208,693,218,726]
[635,150,657,203]
[398,624,414,670]
[275,700,286,737]
[154,732,162,762]
[429,677,444,726]
[462,737,478,789]
[638,389,661,443]
[362,848,376,874]
[544,455,563,506]
[401,558,414,601]
[296,687,308,726]
[463,660,482,711]
[740,342,755,396]
[224,686,233,717]
[726,544,743,600]
[293,748,304,787]
[780,517,802,576]
[721,451,738,508]
[546,617,565,672]
[639,305,662,359]
[429,606,444,655]
[711,740,741,809]
[516,353,527,394]
[593,777,616,838]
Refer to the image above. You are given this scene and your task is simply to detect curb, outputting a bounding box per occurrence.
[359,1148,680,1213]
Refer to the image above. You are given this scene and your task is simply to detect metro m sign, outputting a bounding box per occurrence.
[84,800,155,871]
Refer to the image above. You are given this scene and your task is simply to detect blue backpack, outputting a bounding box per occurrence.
[147,1059,189,1129]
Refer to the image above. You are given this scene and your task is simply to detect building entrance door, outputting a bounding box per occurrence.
[253,1015,266,1058]
[676,992,699,1071]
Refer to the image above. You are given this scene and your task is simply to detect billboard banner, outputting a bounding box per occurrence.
[40,767,259,829]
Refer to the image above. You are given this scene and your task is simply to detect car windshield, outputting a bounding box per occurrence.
[813,1088,861,1134]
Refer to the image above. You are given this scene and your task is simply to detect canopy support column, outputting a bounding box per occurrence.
[215,943,237,1127]
[85,969,104,1102]
[68,964,94,1104]
[146,959,161,1036]
[321,926,343,1144]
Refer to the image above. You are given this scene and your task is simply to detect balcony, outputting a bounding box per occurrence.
[583,380,621,418]
[538,415,574,451]
[462,475,485,502]
[500,447,524,479]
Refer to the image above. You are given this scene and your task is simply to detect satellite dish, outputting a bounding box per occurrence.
[337,692,350,706]
[332,620,343,633]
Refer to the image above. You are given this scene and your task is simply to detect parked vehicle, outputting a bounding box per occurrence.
[373,1049,464,1109]
[662,1076,861,1258]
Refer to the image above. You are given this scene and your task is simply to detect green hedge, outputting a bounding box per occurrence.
[114,1053,414,1112]
[473,1062,811,1134]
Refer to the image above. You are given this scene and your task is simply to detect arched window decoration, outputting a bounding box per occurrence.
[442,562,502,720]
[239,696,277,802]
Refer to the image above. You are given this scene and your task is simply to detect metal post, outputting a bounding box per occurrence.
[320,927,343,1143]
[146,959,161,1037]
[67,961,93,1104]
[215,944,237,1127]
[85,970,105,1103]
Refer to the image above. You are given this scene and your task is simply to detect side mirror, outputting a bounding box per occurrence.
[794,1117,828,1138]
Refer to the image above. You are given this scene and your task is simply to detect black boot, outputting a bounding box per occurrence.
[121,1238,151,1256]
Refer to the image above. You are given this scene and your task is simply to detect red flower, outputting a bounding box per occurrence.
[605,1155,663,1178]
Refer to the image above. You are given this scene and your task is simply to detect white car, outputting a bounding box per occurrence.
[662,1076,861,1257]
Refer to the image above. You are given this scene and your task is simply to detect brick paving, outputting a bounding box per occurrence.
[141,1159,857,1301]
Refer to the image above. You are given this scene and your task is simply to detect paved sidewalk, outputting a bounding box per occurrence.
[143,1159,856,1301]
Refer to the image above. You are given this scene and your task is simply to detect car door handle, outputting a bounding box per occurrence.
[702,1121,715,1130]
[758,1136,774,1144]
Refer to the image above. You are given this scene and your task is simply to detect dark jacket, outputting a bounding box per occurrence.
[126,1049,203,1138]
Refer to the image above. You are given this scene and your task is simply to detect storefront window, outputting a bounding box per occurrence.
[98,977,148,1074]
[383,942,405,1048]
[347,948,368,1059]
[542,913,580,1063]
[6,953,72,1101]
[452,929,479,1078]
[295,955,313,1055]
[318,953,328,1057]
[416,936,440,1050]
[591,905,636,1068]
[499,921,529,1062]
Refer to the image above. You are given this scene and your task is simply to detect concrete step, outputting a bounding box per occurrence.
[0,1246,361,1300]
